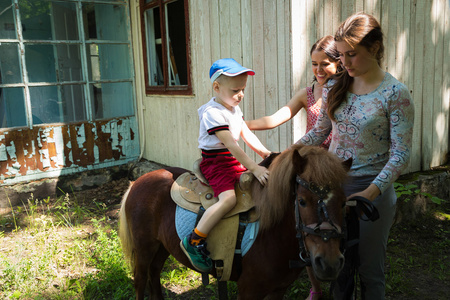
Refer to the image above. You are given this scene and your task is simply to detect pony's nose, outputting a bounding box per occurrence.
[318,254,344,270]
[313,254,345,280]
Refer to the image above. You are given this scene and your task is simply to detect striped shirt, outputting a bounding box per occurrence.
[198,97,243,151]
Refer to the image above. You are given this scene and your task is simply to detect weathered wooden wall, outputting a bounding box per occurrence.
[291,0,449,174]
[132,0,449,173]
[131,0,292,168]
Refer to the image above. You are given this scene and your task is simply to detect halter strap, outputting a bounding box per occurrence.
[296,176,330,200]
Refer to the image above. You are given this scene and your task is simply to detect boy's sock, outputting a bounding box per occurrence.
[189,228,207,246]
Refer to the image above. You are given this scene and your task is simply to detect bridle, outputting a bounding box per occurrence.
[290,174,380,268]
[291,175,347,268]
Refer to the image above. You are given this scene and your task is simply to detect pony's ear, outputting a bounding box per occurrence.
[292,148,306,174]
[342,158,353,172]
[259,152,281,168]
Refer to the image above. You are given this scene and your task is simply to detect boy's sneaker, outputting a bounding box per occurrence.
[180,236,213,273]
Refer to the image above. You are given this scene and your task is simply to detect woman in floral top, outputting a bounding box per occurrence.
[297,13,414,300]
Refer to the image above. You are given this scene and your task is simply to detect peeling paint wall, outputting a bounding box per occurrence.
[0,117,139,185]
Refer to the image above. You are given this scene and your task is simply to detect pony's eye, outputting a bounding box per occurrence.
[299,198,306,207]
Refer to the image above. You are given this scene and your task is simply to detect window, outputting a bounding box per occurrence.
[141,0,191,95]
[0,0,134,128]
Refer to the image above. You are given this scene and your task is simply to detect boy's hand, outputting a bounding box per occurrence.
[252,165,269,186]
[261,150,272,159]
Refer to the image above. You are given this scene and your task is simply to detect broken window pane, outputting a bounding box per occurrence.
[0,87,26,128]
[86,44,132,81]
[83,3,128,41]
[144,7,163,86]
[166,0,187,86]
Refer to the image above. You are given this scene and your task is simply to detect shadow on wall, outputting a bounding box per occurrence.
[304,0,449,172]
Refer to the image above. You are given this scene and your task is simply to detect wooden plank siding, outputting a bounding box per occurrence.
[443,0,450,169]
[131,0,449,173]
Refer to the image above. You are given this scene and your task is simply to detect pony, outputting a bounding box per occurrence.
[119,144,352,299]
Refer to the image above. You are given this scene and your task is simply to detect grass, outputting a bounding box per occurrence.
[0,192,134,300]
[383,205,450,300]
[0,182,449,299]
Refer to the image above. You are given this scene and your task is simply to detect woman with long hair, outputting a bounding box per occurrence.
[296,13,414,299]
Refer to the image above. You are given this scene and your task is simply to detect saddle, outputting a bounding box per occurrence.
[170,159,259,281]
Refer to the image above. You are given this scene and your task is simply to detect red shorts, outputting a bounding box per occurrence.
[200,155,247,197]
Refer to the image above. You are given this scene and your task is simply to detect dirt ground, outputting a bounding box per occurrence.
[3,176,449,299]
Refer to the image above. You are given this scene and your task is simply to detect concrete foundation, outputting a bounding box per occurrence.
[394,169,450,223]
[0,159,166,208]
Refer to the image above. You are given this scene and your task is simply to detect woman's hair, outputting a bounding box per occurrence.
[310,35,343,83]
[327,12,384,121]
[310,35,340,61]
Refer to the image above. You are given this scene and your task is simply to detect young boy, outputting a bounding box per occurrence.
[180,58,271,272]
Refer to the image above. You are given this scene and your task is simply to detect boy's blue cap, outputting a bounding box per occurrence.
[209,58,255,83]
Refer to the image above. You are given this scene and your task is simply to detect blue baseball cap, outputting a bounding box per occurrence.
[209,58,255,83]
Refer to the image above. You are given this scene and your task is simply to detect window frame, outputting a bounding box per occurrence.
[0,0,135,129]
[140,0,192,95]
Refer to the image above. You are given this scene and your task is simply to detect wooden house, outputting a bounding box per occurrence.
[0,0,448,189]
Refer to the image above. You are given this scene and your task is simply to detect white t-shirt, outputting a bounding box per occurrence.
[198,97,243,150]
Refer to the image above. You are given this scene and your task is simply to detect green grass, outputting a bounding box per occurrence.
[1,187,448,299]
[384,206,450,300]
[82,219,135,299]
[0,192,134,300]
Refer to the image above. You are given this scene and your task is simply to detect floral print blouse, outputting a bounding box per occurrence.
[300,72,414,193]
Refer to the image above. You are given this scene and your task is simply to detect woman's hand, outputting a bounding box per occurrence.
[347,183,381,202]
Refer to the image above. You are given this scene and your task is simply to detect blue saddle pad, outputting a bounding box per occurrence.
[175,205,259,256]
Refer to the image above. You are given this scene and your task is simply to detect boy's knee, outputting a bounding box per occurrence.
[219,191,237,209]
[223,196,237,209]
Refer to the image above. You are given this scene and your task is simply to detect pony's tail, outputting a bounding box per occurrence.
[118,182,135,272]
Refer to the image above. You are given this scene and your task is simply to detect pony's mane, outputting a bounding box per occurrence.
[254,145,349,230]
